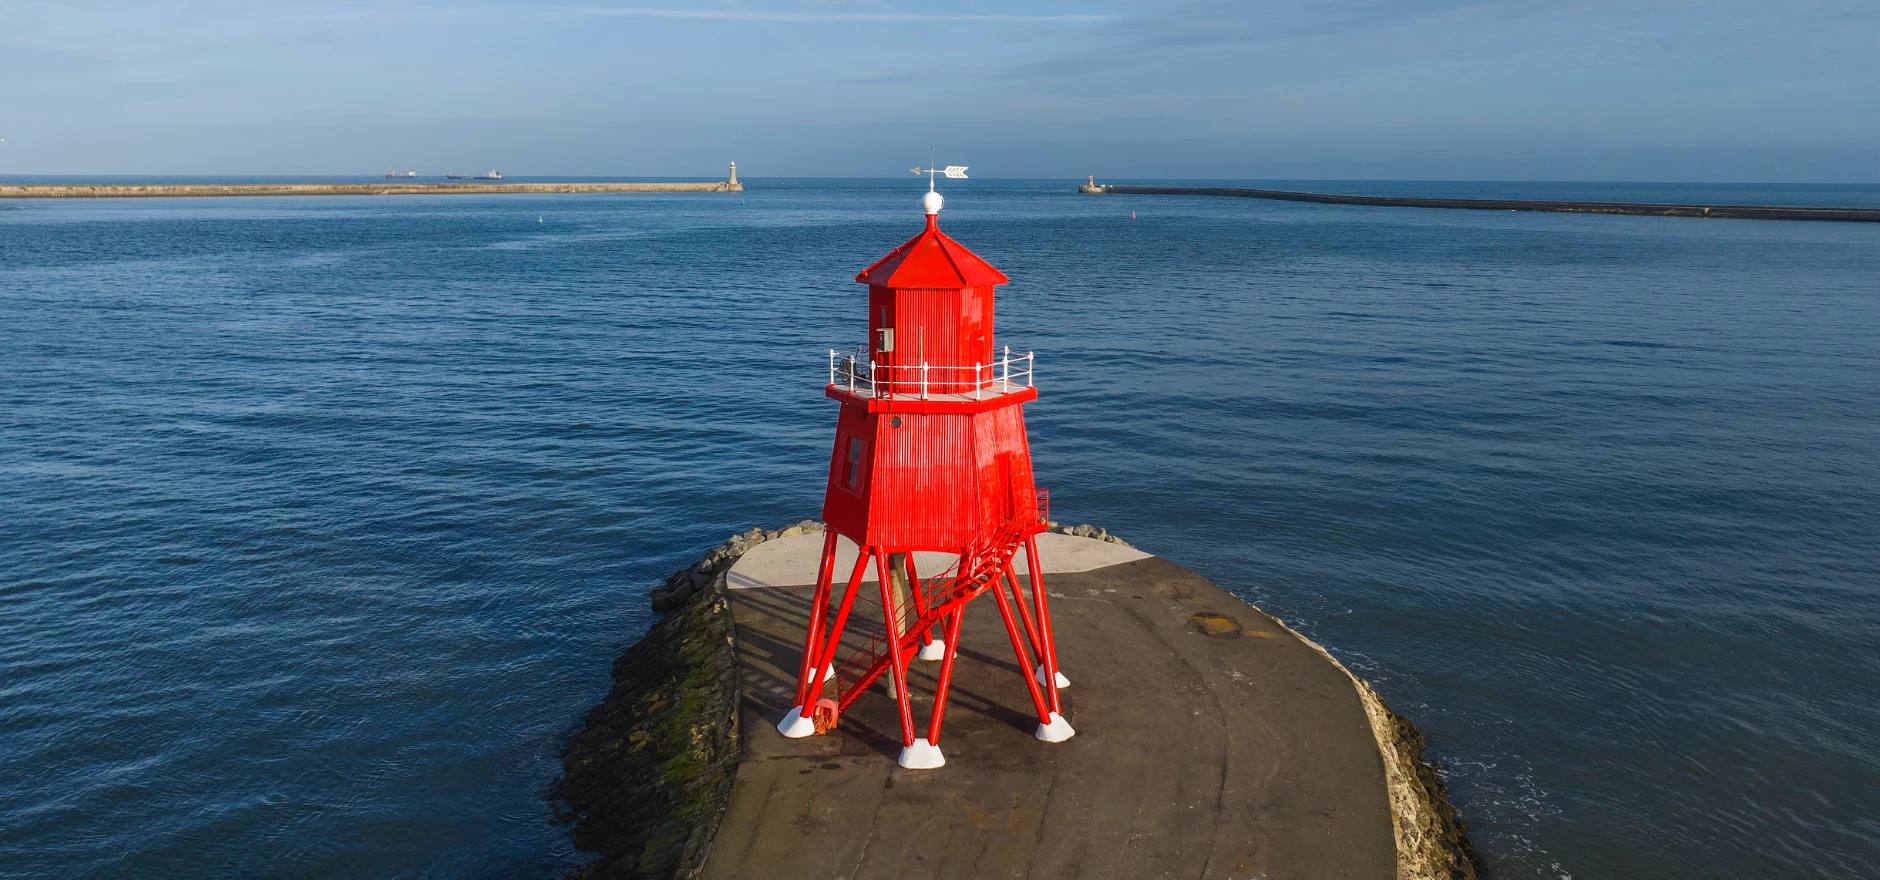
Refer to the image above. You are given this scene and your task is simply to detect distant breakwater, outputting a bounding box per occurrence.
[0,181,742,200]
[1079,183,1880,223]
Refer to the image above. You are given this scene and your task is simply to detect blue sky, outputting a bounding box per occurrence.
[2,1,1876,180]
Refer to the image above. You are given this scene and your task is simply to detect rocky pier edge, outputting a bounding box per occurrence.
[553,522,1478,880]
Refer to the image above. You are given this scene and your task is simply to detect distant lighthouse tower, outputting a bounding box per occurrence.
[776,161,1072,769]
[728,161,738,186]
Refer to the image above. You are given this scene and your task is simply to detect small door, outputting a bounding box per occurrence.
[995,452,1018,521]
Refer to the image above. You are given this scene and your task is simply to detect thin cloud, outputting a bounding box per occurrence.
[544,6,1120,23]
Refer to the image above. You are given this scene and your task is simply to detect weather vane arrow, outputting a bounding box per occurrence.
[911,147,968,191]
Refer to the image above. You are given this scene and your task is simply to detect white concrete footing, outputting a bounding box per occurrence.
[1035,712,1075,743]
[823,664,834,682]
[897,738,946,769]
[919,639,947,661]
[1034,663,1071,689]
[777,706,816,739]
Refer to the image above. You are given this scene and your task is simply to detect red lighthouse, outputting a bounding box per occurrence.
[777,183,1072,769]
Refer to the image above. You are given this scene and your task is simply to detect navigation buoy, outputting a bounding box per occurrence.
[1131,211,1136,220]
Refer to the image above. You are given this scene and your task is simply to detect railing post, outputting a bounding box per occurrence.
[831,346,1037,400]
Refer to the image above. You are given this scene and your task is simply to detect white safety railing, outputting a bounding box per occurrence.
[827,345,1035,400]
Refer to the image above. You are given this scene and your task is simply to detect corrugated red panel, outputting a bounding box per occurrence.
[867,411,976,549]
[866,285,994,393]
[821,399,1038,551]
[819,404,874,540]
[972,405,1035,532]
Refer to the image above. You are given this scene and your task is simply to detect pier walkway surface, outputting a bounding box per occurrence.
[1080,184,1880,223]
[708,533,1395,880]
[0,181,740,199]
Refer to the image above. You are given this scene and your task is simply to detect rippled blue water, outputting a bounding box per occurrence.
[3,179,1877,879]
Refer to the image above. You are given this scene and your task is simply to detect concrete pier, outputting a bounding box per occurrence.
[555,527,1478,880]
[706,533,1399,879]
[0,181,741,200]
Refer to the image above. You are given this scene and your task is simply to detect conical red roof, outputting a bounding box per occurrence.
[855,216,1010,288]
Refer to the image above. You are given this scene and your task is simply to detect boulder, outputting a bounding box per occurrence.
[649,582,696,613]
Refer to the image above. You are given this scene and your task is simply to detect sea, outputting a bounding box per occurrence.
[2,177,1877,879]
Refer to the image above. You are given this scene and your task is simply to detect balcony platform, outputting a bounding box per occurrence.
[826,381,1037,414]
[702,535,1398,880]
[825,347,1038,414]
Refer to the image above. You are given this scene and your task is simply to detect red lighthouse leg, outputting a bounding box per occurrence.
[1026,534,1068,712]
[790,531,840,704]
[1000,558,1075,742]
[924,609,966,745]
[989,564,1051,724]
[1003,567,1045,664]
[903,553,928,616]
[906,554,944,660]
[780,544,871,738]
[876,550,939,769]
[811,550,873,691]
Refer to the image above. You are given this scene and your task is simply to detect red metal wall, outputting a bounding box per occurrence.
[866,410,976,549]
[972,405,1035,530]
[867,285,995,392]
[820,403,874,541]
[821,399,1036,552]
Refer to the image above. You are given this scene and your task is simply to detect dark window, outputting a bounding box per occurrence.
[845,438,863,488]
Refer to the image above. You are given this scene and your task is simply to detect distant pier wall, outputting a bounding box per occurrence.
[1081,184,1880,223]
[0,181,742,200]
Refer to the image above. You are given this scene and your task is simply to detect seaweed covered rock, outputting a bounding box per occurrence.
[555,522,821,879]
[555,572,739,879]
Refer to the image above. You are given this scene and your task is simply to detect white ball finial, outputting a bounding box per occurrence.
[922,190,943,216]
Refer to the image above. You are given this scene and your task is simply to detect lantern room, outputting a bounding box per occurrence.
[854,207,1010,392]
